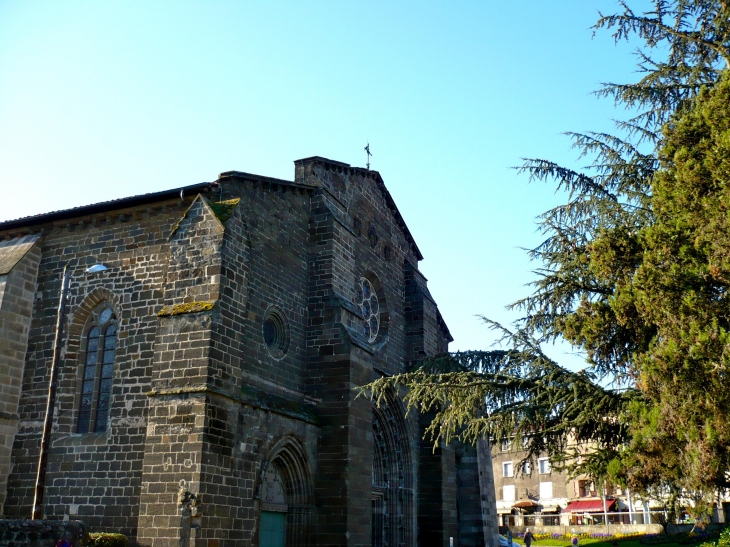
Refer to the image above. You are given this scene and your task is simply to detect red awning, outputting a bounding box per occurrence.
[564,499,617,513]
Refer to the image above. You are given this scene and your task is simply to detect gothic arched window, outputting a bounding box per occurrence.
[77,303,117,433]
[371,390,413,547]
[358,277,380,343]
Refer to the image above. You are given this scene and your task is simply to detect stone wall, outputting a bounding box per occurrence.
[0,236,41,517]
[4,197,196,539]
[295,156,463,546]
[0,519,86,547]
[667,523,725,534]
[303,183,368,547]
[477,439,500,547]
[215,173,312,394]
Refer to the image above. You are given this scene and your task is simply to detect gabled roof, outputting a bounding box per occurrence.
[293,156,424,261]
[0,159,425,263]
[0,182,216,232]
[0,234,40,275]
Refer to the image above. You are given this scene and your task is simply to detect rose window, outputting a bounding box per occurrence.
[357,277,380,342]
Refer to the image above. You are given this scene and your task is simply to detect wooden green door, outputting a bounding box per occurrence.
[260,511,286,547]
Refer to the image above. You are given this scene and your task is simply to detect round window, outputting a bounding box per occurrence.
[262,307,289,358]
[358,277,380,342]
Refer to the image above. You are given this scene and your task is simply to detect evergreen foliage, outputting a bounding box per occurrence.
[625,74,730,493]
[362,0,730,505]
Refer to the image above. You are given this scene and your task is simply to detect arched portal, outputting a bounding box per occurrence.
[259,437,313,547]
[372,390,414,547]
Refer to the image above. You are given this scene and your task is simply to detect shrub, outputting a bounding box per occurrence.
[640,534,666,545]
[720,528,730,547]
[698,527,730,547]
[88,533,127,547]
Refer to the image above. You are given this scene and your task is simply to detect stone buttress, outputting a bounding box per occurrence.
[0,235,42,517]
[138,196,226,547]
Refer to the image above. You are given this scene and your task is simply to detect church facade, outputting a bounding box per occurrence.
[0,157,498,547]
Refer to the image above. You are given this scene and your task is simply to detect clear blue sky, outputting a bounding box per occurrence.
[0,1,646,366]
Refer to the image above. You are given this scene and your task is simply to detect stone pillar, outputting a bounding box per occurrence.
[406,261,460,546]
[0,235,41,517]
[417,412,459,547]
[137,196,223,547]
[477,439,500,547]
[304,185,375,546]
[458,445,488,547]
[312,344,373,547]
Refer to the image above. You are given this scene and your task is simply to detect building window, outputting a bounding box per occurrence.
[262,306,290,359]
[538,458,551,474]
[78,303,117,433]
[520,461,531,475]
[578,479,594,497]
[503,485,515,502]
[503,461,513,477]
[539,481,553,499]
[500,439,511,452]
[358,277,380,342]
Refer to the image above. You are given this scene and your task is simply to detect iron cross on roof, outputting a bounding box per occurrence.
[364,143,372,170]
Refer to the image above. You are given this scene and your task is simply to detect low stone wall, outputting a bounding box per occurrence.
[501,523,664,536]
[0,520,86,547]
[666,523,725,534]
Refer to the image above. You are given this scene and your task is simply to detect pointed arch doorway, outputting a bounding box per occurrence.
[259,438,313,547]
[260,463,287,547]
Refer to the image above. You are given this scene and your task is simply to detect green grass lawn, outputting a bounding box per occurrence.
[522,540,641,547]
[512,539,638,547]
[512,538,711,547]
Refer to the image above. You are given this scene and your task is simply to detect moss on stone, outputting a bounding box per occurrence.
[169,194,238,240]
[207,198,241,223]
[157,300,215,317]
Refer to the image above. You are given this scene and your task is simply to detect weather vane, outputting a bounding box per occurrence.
[364,142,372,170]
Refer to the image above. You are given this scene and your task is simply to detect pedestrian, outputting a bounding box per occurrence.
[524,528,534,547]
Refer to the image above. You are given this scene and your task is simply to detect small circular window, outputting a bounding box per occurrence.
[262,307,289,358]
[357,277,380,342]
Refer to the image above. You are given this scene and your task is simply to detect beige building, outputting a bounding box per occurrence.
[491,438,642,530]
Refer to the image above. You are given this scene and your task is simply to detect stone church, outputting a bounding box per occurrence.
[0,156,498,547]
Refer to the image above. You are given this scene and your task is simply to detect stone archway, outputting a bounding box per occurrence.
[259,437,313,547]
[372,390,414,547]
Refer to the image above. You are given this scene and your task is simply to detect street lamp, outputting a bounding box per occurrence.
[32,262,108,520]
[85,264,108,274]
